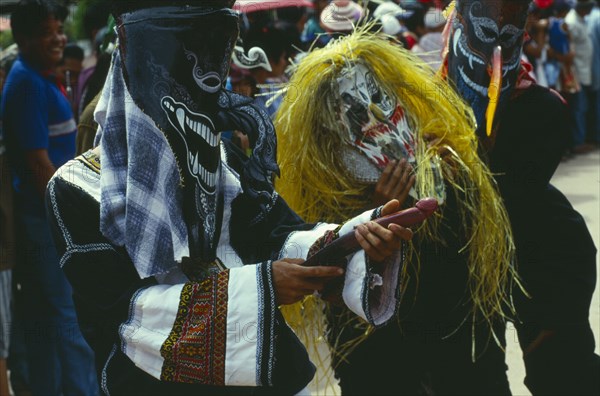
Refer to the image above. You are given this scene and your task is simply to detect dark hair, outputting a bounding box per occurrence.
[553,0,572,14]
[277,6,308,25]
[244,21,301,63]
[62,43,84,62]
[81,51,112,113]
[400,4,426,34]
[83,1,111,39]
[11,0,68,42]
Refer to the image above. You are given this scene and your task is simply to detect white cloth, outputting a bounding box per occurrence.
[412,32,444,71]
[566,9,594,86]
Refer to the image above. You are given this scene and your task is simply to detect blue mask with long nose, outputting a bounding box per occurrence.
[446,0,530,137]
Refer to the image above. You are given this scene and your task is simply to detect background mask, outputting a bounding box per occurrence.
[446,0,530,137]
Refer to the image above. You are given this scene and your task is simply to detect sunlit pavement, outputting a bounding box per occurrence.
[506,149,600,396]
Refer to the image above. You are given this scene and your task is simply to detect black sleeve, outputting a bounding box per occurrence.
[45,177,156,369]
[46,176,316,395]
[224,139,316,263]
[491,86,570,197]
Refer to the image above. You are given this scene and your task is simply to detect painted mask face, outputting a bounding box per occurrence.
[117,6,239,195]
[338,62,416,169]
[447,0,529,136]
[336,62,446,202]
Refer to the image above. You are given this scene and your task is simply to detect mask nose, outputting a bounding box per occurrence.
[485,45,502,137]
[369,103,388,123]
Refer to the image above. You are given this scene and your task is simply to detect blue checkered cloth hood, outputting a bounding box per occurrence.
[94,52,190,278]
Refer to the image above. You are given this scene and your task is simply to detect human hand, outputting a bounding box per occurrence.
[355,199,414,262]
[373,159,415,207]
[423,133,454,160]
[272,258,344,305]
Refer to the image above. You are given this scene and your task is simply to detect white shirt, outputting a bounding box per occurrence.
[566,9,594,86]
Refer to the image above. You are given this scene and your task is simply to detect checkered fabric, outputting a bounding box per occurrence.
[94,52,190,278]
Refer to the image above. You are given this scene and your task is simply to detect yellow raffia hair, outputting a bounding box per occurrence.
[275,28,517,341]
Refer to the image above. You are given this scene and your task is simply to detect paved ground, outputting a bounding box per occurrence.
[505,149,600,396]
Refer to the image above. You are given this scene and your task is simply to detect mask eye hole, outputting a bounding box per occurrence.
[470,11,499,44]
[372,90,381,104]
[204,76,221,89]
[480,25,497,42]
[500,31,522,50]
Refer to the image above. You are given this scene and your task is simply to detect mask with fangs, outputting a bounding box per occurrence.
[446,0,530,137]
[115,3,280,260]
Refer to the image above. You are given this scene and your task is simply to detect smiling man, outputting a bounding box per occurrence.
[0,0,98,394]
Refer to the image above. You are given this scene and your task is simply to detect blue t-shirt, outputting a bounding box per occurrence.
[0,56,77,212]
[549,17,570,55]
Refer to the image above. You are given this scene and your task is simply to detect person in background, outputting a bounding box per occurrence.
[75,19,116,156]
[278,5,310,37]
[588,0,600,146]
[411,7,446,70]
[0,1,98,394]
[374,1,409,46]
[301,0,330,47]
[546,1,577,92]
[565,0,596,153]
[73,2,111,119]
[227,64,258,154]
[523,3,549,86]
[397,3,427,49]
[320,0,364,42]
[0,63,16,396]
[245,20,301,118]
[56,43,84,114]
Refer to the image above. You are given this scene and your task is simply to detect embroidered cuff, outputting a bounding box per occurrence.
[119,263,281,387]
[338,208,376,238]
[279,223,339,260]
[342,244,403,327]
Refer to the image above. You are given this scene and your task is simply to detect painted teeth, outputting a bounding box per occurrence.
[458,66,488,96]
[192,153,199,175]
[190,121,219,147]
[176,108,186,131]
[454,28,485,69]
[453,28,460,57]
[162,97,220,147]
[187,151,218,188]
[162,99,175,112]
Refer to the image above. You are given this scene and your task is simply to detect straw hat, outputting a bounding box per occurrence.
[373,1,404,19]
[320,0,364,32]
[424,8,445,29]
[380,14,403,35]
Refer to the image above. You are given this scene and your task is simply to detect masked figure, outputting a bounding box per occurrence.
[445,0,528,137]
[276,29,516,394]
[45,2,413,393]
[444,0,600,394]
